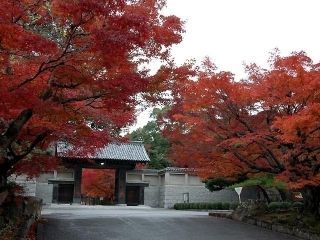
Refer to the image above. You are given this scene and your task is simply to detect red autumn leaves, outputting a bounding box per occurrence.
[163,53,320,190]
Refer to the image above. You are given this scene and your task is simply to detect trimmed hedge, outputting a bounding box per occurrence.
[173,202,238,210]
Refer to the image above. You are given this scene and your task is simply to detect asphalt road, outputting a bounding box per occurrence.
[37,205,299,240]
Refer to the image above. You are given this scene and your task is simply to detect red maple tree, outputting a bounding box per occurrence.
[163,53,320,214]
[82,169,115,202]
[0,0,183,186]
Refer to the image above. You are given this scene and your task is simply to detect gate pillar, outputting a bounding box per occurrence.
[73,166,82,204]
[115,168,126,205]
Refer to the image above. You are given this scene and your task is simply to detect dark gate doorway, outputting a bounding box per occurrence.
[58,184,74,203]
[126,186,141,206]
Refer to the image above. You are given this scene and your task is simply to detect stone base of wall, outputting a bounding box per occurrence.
[208,210,234,218]
[208,210,320,240]
[240,217,320,240]
[0,195,42,239]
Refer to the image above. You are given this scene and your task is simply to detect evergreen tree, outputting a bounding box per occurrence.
[130,109,171,169]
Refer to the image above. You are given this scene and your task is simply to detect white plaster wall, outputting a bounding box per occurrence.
[163,186,238,208]
[127,173,142,182]
[188,175,203,185]
[57,171,73,179]
[130,171,241,208]
[161,172,239,208]
[37,172,54,183]
[159,186,166,208]
[35,172,55,204]
[27,169,259,208]
[35,182,53,204]
[144,175,159,186]
[160,175,165,185]
[169,174,185,185]
[142,174,160,207]
[144,186,160,207]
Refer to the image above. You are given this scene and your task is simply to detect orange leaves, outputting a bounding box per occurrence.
[82,169,115,199]
[252,53,320,114]
[165,52,320,190]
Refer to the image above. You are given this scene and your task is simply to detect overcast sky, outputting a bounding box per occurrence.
[130,0,320,131]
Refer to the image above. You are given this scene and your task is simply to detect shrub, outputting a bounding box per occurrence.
[292,202,304,209]
[201,203,207,209]
[189,203,195,209]
[268,202,292,212]
[173,203,182,210]
[173,202,237,210]
[216,202,223,210]
[230,203,239,210]
[222,202,230,210]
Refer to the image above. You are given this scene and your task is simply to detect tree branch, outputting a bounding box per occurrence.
[231,149,280,174]
[55,92,108,105]
[7,131,49,168]
[0,109,33,148]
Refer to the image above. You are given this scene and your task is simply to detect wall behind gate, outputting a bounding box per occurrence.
[128,170,240,209]
[161,173,238,208]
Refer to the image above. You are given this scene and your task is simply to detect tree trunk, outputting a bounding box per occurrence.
[0,173,7,189]
[0,109,34,187]
[0,165,8,191]
[257,185,271,203]
[302,186,320,216]
[0,109,33,148]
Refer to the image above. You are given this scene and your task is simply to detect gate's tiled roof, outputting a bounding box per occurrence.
[57,141,150,163]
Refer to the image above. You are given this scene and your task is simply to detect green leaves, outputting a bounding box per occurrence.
[229,174,286,190]
[130,108,171,169]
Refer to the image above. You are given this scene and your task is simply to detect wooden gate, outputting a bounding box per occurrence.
[126,186,140,206]
[58,184,74,203]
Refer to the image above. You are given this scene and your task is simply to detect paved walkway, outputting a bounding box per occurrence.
[37,205,299,240]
